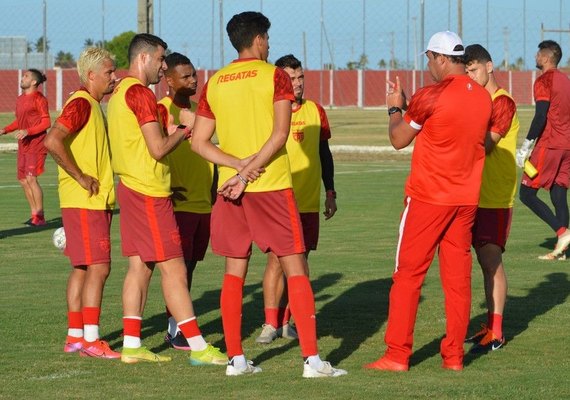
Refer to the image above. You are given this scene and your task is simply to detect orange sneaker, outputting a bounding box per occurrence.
[469,330,505,354]
[64,337,83,353]
[465,323,488,344]
[80,339,121,359]
[364,356,409,372]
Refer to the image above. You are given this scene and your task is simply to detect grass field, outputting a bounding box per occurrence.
[1,108,569,399]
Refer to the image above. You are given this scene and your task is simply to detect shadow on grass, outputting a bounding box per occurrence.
[102,272,344,356]
[254,276,390,366]
[0,217,62,239]
[464,272,570,365]
[411,273,570,367]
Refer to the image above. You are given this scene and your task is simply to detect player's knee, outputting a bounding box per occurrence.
[519,185,535,205]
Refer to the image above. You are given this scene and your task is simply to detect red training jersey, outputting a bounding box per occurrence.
[3,91,50,154]
[403,74,492,206]
[533,68,570,150]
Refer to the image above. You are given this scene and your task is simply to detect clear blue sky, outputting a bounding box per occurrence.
[1,0,569,70]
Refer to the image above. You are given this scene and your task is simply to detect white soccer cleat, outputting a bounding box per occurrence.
[255,324,278,344]
[225,358,262,376]
[302,361,348,378]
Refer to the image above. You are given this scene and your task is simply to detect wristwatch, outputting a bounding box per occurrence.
[388,106,402,116]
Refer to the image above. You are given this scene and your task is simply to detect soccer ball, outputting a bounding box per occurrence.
[52,227,66,250]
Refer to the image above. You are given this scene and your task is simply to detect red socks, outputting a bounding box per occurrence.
[221,274,244,357]
[287,275,318,357]
[83,307,100,326]
[179,318,201,339]
[68,311,83,330]
[123,317,142,338]
[264,308,279,328]
[489,313,503,338]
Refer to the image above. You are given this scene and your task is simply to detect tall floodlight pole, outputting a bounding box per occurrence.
[486,0,489,48]
[102,0,105,48]
[219,0,224,68]
[523,0,526,69]
[158,0,161,37]
[320,0,323,104]
[362,0,366,62]
[458,0,463,38]
[211,0,214,69]
[413,16,418,70]
[406,0,410,67]
[43,0,47,95]
[420,0,424,86]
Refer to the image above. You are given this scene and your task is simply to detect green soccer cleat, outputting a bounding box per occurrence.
[121,346,172,364]
[189,344,228,366]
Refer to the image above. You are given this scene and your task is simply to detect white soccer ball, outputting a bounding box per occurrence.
[52,227,66,250]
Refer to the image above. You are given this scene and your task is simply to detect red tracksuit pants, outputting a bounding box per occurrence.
[383,197,477,366]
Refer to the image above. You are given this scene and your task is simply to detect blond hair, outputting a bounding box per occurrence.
[77,47,115,84]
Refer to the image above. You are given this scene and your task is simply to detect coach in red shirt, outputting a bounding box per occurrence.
[365,31,492,372]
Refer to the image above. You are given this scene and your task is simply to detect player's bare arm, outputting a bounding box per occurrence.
[44,122,100,197]
[238,99,291,181]
[484,131,502,154]
[192,115,263,176]
[140,121,186,160]
[386,76,417,149]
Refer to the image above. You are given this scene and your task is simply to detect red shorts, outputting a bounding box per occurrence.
[17,151,46,180]
[300,212,319,251]
[472,207,513,252]
[174,211,211,261]
[210,189,305,257]
[521,146,570,190]
[61,208,112,267]
[117,181,183,263]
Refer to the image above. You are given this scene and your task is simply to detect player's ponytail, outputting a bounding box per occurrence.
[28,68,47,86]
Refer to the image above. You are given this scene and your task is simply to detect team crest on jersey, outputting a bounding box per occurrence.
[467,83,473,91]
[292,130,304,142]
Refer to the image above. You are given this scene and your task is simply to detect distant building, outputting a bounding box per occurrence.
[0,36,54,70]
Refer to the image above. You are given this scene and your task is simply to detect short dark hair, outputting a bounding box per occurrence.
[429,51,465,65]
[128,33,168,64]
[538,40,562,65]
[275,54,302,70]
[464,44,492,64]
[28,68,46,85]
[226,11,270,52]
[165,52,191,71]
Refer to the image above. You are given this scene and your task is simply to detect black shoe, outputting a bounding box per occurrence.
[164,332,190,350]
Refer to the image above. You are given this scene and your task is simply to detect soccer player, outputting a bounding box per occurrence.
[44,47,120,359]
[0,69,50,226]
[157,52,217,350]
[191,11,347,378]
[364,31,492,372]
[516,40,570,260]
[107,33,226,365]
[464,44,520,353]
[255,54,337,344]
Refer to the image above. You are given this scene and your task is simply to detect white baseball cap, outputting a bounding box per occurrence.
[425,31,465,56]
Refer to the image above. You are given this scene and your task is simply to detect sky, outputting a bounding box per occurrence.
[0,0,569,71]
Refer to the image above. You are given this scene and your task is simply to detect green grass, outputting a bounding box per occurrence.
[1,108,569,399]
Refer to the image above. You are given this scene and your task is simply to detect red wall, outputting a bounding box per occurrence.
[0,68,539,113]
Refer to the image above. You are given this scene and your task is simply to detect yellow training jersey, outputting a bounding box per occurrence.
[158,96,214,213]
[108,77,171,197]
[202,59,293,192]
[288,100,324,212]
[479,88,520,208]
[57,90,115,210]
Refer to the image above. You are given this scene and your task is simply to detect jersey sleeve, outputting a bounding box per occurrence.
[3,119,18,132]
[26,94,51,135]
[157,103,169,128]
[315,102,332,140]
[273,68,295,103]
[55,97,91,134]
[125,84,160,126]
[403,86,436,129]
[196,81,215,119]
[490,95,516,137]
[533,73,552,102]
